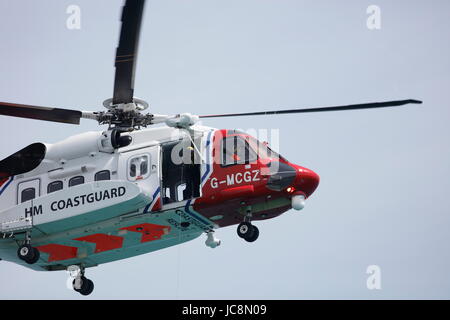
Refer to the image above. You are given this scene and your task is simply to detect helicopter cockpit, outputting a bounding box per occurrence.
[222,130,284,164]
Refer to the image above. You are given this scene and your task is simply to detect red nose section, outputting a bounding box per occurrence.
[294,166,320,198]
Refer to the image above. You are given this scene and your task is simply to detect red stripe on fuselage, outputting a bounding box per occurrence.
[0,177,9,187]
[120,223,170,243]
[151,198,161,211]
[74,234,124,253]
[36,244,78,262]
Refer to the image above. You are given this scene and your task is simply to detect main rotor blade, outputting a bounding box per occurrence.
[199,99,422,119]
[0,102,82,124]
[112,0,146,105]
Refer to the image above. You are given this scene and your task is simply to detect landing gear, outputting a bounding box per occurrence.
[73,276,94,296]
[71,265,94,296]
[237,222,259,242]
[17,232,40,264]
[17,244,40,264]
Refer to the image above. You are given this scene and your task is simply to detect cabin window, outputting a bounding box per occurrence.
[21,188,35,203]
[221,136,257,166]
[128,154,150,181]
[95,170,111,181]
[130,163,136,177]
[140,160,148,175]
[69,176,85,187]
[47,181,63,193]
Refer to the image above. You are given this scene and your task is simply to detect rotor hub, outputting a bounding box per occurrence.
[102,97,149,112]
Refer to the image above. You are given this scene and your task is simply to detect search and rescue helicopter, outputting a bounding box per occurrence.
[0,0,421,295]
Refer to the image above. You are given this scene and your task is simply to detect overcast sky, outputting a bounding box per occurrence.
[0,0,449,299]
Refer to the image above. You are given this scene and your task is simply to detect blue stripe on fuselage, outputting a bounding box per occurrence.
[144,186,161,213]
[201,130,213,184]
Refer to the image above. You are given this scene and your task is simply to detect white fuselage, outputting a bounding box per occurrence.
[0,124,217,270]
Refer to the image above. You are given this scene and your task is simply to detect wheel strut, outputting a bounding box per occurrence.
[71,265,94,296]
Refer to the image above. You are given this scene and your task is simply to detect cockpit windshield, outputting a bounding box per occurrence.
[241,135,284,161]
[265,145,284,160]
[225,130,285,162]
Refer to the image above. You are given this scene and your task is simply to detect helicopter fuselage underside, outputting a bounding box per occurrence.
[0,197,291,271]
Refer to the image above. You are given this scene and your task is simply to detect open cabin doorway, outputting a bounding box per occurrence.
[161,138,201,205]
[161,139,201,205]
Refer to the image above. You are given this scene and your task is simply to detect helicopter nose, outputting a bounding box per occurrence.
[294,166,320,198]
[265,161,297,192]
[264,162,319,198]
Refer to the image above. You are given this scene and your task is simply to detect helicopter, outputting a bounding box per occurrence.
[0,0,421,296]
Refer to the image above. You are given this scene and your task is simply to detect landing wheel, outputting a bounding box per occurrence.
[244,225,259,242]
[237,223,260,242]
[73,276,94,296]
[237,222,254,239]
[17,244,40,264]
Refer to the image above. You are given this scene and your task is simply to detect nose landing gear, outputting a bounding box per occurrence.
[237,222,259,242]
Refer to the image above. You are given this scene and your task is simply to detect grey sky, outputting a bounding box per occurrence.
[0,0,449,299]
